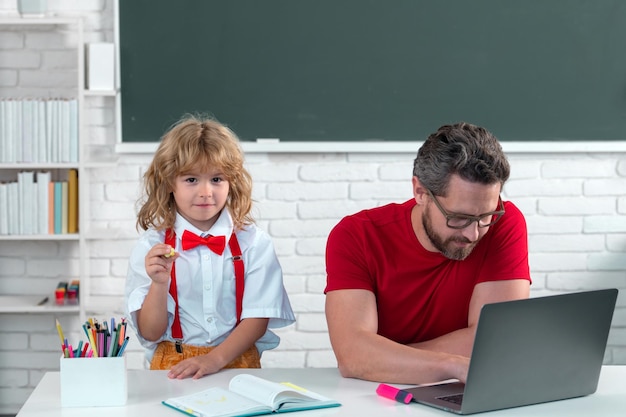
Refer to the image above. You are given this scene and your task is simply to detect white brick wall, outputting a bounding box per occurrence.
[0,1,625,414]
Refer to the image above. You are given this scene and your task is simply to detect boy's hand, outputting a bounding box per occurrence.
[168,354,223,380]
[145,244,178,285]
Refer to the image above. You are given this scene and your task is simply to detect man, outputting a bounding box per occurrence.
[324,122,530,385]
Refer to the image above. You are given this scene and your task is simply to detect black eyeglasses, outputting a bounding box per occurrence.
[426,189,505,229]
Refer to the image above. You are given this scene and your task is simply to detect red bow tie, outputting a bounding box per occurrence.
[181,230,226,255]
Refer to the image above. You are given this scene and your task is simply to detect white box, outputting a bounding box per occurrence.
[86,43,115,91]
[60,355,128,407]
[17,0,47,16]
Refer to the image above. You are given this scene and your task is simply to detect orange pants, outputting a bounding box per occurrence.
[150,341,261,370]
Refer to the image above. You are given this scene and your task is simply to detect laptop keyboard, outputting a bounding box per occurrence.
[437,393,464,405]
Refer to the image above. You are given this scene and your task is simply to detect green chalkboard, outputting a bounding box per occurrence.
[119,0,626,142]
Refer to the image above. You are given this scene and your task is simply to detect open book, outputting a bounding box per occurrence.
[162,374,341,417]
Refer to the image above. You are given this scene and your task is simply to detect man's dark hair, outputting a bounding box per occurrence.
[413,122,510,196]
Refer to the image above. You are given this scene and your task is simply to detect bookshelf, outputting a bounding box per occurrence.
[0,17,92,319]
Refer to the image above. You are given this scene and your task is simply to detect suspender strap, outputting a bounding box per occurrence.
[164,229,245,350]
[229,233,244,325]
[164,230,183,341]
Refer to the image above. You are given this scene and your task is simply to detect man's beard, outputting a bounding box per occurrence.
[422,206,478,261]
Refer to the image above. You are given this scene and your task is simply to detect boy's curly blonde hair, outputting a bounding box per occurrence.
[136,115,254,232]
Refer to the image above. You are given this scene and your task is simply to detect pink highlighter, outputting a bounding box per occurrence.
[376,383,413,404]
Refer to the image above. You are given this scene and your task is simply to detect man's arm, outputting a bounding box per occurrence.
[410,279,530,356]
[325,289,469,385]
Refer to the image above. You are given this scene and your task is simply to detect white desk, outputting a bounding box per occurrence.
[16,366,626,416]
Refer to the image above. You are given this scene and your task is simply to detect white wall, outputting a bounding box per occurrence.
[0,1,625,414]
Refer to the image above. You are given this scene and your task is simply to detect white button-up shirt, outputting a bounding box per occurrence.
[125,209,295,361]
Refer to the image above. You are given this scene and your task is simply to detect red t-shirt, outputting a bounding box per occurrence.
[325,199,530,344]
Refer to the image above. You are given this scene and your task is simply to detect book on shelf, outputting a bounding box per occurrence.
[49,100,58,163]
[7,182,18,235]
[67,168,78,233]
[4,99,15,163]
[37,100,46,163]
[37,171,51,234]
[22,100,33,163]
[17,171,35,235]
[0,183,7,235]
[48,180,55,235]
[60,99,69,163]
[15,99,23,163]
[0,100,5,162]
[69,99,78,163]
[61,181,68,234]
[54,181,62,234]
[31,99,40,162]
[162,373,341,417]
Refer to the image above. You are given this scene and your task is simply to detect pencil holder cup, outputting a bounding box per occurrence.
[60,355,128,407]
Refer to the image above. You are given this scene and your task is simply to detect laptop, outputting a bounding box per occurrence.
[406,288,618,414]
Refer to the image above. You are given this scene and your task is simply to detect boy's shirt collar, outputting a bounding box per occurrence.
[173,209,233,239]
